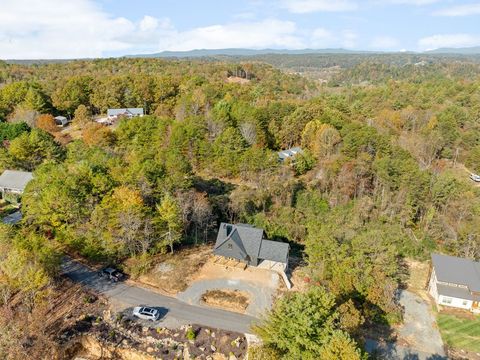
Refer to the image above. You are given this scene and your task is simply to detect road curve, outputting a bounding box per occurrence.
[61,257,259,334]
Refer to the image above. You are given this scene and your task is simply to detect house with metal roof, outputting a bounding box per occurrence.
[214,223,290,269]
[278,147,303,161]
[107,108,144,120]
[428,253,480,313]
[0,170,34,202]
[54,116,70,127]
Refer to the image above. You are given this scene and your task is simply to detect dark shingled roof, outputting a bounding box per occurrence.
[259,240,290,263]
[436,284,480,301]
[432,253,480,292]
[214,223,289,264]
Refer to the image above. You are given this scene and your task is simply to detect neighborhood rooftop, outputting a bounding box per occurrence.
[107,108,144,117]
[0,170,34,192]
[431,253,480,292]
[278,147,302,161]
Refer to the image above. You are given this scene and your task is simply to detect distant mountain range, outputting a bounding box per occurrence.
[127,48,377,58]
[425,46,480,55]
[128,47,480,58]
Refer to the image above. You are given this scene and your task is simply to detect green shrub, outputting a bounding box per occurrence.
[186,327,196,340]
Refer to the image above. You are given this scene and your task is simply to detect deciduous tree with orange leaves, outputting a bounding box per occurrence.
[35,114,58,134]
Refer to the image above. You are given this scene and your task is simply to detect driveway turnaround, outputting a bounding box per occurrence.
[61,257,258,334]
[177,277,276,317]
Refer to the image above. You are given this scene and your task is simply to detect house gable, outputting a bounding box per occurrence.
[214,232,249,262]
[214,222,289,267]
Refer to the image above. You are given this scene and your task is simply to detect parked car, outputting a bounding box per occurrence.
[470,173,480,182]
[98,267,125,282]
[132,306,161,321]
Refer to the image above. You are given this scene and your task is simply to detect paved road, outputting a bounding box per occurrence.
[61,257,258,334]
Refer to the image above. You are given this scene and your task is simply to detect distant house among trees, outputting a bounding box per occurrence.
[54,116,70,127]
[0,170,34,203]
[214,223,290,270]
[107,108,144,121]
[278,147,303,161]
[428,253,480,313]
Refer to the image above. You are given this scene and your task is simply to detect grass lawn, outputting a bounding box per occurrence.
[437,313,480,353]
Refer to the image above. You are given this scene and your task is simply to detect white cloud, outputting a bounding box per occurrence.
[370,36,399,49]
[0,0,171,59]
[0,0,361,58]
[418,34,480,50]
[158,19,306,51]
[433,3,480,16]
[280,0,357,13]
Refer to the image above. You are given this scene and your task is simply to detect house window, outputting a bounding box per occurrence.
[442,297,453,305]
[227,243,233,250]
[462,300,468,306]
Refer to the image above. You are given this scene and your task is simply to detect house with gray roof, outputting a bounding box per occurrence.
[428,253,480,313]
[278,147,303,161]
[0,170,34,202]
[214,223,290,270]
[107,108,144,120]
[54,116,70,127]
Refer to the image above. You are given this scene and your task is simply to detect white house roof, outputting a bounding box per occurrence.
[0,170,34,192]
[432,253,480,292]
[278,147,303,160]
[107,108,144,117]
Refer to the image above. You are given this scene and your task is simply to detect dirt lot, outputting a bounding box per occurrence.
[196,257,277,284]
[137,246,211,295]
[201,289,250,313]
[403,258,431,299]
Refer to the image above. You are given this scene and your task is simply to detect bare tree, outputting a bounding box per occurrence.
[192,193,214,244]
[239,122,257,145]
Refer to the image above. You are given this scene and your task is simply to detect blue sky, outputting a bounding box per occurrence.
[1,0,480,59]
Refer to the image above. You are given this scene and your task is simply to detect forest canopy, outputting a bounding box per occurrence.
[0,56,479,358]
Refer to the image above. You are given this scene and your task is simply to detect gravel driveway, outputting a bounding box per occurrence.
[366,290,446,359]
[399,290,445,356]
[177,275,278,317]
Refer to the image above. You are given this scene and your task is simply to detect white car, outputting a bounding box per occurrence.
[132,306,161,321]
[470,173,480,182]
